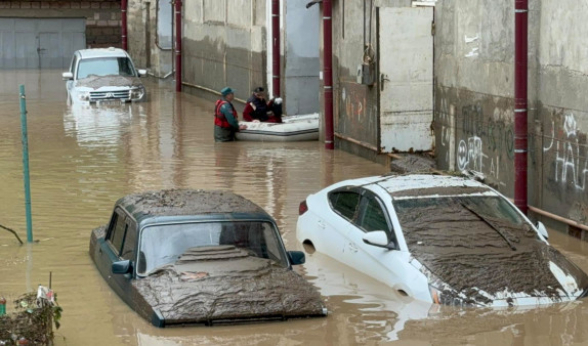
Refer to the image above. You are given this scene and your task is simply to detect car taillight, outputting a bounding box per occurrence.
[299,200,308,215]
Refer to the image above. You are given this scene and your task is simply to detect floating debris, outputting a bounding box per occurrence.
[0,287,62,346]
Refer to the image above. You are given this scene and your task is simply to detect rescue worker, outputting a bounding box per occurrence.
[243,87,282,123]
[214,87,246,142]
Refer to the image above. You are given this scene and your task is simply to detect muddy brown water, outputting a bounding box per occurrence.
[2,71,588,345]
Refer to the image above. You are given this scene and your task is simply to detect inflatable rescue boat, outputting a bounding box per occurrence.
[236,113,319,142]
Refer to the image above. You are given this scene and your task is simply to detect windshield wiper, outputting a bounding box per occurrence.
[460,202,517,251]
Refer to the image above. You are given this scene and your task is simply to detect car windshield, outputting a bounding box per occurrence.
[77,57,136,79]
[394,195,535,251]
[137,221,289,275]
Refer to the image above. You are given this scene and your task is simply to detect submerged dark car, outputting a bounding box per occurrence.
[90,190,327,327]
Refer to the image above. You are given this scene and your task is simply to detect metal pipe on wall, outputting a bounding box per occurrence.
[121,0,128,50]
[174,0,182,92]
[272,0,281,97]
[323,0,334,150]
[514,0,528,214]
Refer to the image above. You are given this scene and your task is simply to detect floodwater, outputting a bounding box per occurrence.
[2,71,588,345]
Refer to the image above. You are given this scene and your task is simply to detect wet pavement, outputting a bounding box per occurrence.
[2,70,588,345]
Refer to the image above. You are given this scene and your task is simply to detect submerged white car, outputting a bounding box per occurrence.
[297,174,588,307]
[63,48,146,103]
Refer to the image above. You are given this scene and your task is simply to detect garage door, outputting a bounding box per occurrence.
[0,18,86,69]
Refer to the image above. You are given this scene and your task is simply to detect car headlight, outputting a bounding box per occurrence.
[130,87,145,100]
[78,92,90,101]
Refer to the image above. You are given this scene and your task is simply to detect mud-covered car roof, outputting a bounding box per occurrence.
[377,174,490,195]
[116,189,270,225]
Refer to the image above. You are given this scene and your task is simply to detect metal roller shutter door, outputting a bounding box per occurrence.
[0,18,86,69]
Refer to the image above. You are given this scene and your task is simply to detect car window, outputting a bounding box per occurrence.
[77,57,136,79]
[108,210,126,255]
[262,224,285,264]
[330,191,361,221]
[121,218,137,261]
[359,196,389,233]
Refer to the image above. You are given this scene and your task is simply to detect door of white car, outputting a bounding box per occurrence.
[344,191,407,291]
[323,189,362,266]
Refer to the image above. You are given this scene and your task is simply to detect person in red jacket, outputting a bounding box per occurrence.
[243,87,282,123]
[214,87,247,142]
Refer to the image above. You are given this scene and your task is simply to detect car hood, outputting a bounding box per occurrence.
[75,75,143,90]
[403,215,588,306]
[133,246,327,326]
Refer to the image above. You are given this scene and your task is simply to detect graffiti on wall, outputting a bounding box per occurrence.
[435,86,516,192]
[435,86,588,223]
[454,101,514,187]
[543,112,588,192]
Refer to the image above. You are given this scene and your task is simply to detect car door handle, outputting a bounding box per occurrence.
[349,242,358,253]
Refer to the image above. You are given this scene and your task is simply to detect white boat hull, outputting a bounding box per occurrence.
[236,114,319,142]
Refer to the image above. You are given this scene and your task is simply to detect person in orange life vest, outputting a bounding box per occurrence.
[243,87,282,123]
[214,87,247,142]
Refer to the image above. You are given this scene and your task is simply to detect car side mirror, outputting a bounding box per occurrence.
[138,69,147,77]
[363,231,394,250]
[62,72,73,81]
[288,251,306,265]
[112,260,133,275]
[537,222,549,240]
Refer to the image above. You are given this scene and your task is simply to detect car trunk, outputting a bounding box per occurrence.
[132,246,326,326]
[397,199,588,306]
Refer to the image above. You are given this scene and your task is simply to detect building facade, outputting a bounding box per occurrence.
[325,0,587,232]
[433,0,588,233]
[125,0,588,233]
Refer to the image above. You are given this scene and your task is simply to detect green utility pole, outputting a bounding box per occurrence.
[19,85,33,243]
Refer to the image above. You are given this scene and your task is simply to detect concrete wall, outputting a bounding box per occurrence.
[181,0,267,102]
[127,0,173,77]
[536,0,588,228]
[0,0,122,48]
[283,1,320,115]
[434,0,588,228]
[433,0,522,195]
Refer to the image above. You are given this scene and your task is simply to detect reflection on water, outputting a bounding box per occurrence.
[1,70,588,345]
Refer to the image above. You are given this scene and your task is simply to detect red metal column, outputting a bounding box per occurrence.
[272,0,281,97]
[323,0,334,150]
[514,0,528,214]
[174,0,182,92]
[121,0,128,50]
